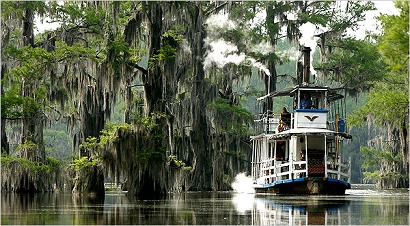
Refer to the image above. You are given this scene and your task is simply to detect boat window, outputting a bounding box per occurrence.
[296,90,327,110]
[299,92,313,109]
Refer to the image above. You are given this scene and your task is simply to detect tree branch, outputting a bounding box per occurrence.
[127,62,148,76]
[206,2,229,16]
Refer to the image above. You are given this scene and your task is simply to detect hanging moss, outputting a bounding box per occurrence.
[3,1,254,196]
[1,154,65,193]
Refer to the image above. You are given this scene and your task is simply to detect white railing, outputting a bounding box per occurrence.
[256,157,351,185]
[326,157,351,183]
[254,115,279,133]
[258,160,307,184]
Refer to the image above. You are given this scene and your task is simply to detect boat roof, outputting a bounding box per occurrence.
[250,128,352,140]
[257,85,344,102]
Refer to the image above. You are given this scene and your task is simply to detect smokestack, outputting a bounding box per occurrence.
[302,46,311,86]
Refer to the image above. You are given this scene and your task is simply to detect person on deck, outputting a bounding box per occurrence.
[278,107,291,132]
[300,93,312,109]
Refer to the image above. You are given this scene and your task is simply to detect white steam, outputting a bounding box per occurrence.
[250,40,275,55]
[246,58,271,76]
[204,12,271,76]
[203,38,246,69]
[299,22,319,76]
[205,13,237,33]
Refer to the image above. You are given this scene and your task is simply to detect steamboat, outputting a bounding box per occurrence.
[251,46,352,195]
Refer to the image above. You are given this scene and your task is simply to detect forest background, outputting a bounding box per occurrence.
[1,1,408,197]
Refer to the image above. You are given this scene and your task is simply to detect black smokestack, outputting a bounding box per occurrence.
[302,46,311,86]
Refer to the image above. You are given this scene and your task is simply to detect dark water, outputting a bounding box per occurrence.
[1,186,409,225]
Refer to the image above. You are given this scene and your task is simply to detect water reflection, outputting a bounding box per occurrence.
[1,189,409,225]
[232,194,351,225]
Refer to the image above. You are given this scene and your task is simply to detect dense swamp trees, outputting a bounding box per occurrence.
[1,1,408,196]
[348,1,409,188]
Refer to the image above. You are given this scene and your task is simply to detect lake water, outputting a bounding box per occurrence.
[1,185,409,225]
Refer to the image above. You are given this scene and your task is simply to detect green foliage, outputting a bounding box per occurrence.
[1,92,40,119]
[107,34,131,69]
[348,2,408,129]
[347,3,408,188]
[149,28,183,67]
[329,1,375,31]
[79,123,133,152]
[208,98,253,121]
[1,153,62,174]
[163,28,184,43]
[69,156,100,171]
[348,86,408,128]
[298,2,332,26]
[48,1,105,27]
[101,123,133,144]
[360,146,406,184]
[377,1,409,74]
[16,140,38,152]
[207,98,253,135]
[74,123,134,172]
[1,1,46,19]
[137,147,166,162]
[315,38,387,92]
[4,45,52,70]
[132,112,167,132]
[79,137,100,151]
[44,129,72,161]
[2,41,97,120]
[116,1,140,27]
[168,155,192,171]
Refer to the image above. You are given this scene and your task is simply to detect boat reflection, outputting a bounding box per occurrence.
[232,193,351,225]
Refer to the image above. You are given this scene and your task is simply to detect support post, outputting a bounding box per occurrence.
[337,157,341,180]
[324,134,328,178]
[348,157,351,183]
[305,134,308,176]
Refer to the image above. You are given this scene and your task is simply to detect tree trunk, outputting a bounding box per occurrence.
[186,4,213,191]
[19,7,45,163]
[265,6,278,112]
[124,2,169,198]
[1,65,9,155]
[73,65,107,196]
[143,2,164,115]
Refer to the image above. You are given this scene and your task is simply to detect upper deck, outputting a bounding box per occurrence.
[254,85,349,137]
[253,46,349,138]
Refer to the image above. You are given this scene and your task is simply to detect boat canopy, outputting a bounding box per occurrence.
[257,85,344,102]
[259,128,352,140]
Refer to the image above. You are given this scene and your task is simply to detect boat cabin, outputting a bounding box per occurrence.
[251,86,351,194]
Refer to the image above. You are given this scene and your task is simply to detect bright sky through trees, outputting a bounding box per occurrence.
[352,0,400,39]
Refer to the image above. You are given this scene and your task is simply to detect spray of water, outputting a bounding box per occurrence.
[232,193,255,215]
[231,172,255,194]
[231,173,256,214]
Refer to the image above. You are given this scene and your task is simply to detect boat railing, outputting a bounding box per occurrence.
[326,157,351,183]
[257,156,351,185]
[254,115,279,134]
[259,159,308,183]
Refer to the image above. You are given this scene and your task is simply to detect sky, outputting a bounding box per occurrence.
[352,0,400,39]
